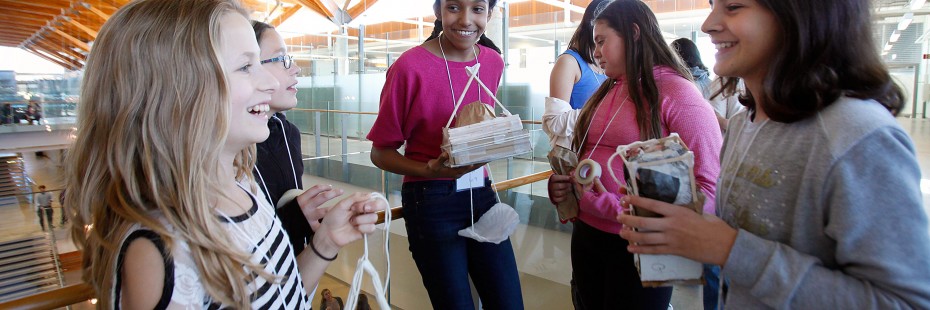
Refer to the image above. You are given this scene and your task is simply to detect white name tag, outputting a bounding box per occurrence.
[456,168,485,191]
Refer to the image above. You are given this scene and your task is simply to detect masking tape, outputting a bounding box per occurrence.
[574,159,602,185]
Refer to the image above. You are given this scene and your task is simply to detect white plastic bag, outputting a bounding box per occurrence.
[457,202,519,244]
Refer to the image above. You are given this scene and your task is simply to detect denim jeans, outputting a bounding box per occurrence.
[401,180,524,310]
[703,264,721,310]
[37,207,53,231]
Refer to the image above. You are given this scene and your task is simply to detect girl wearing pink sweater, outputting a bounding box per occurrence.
[367,1,523,309]
[547,1,722,308]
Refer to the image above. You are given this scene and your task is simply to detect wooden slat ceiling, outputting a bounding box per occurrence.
[0,0,707,71]
[0,0,369,71]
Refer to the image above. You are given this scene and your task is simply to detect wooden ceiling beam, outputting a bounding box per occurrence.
[36,44,84,69]
[0,27,36,36]
[63,17,98,38]
[25,46,77,70]
[3,0,74,11]
[83,4,111,20]
[33,39,85,63]
[50,22,95,42]
[49,28,90,52]
[310,0,341,19]
[0,14,50,24]
[270,4,303,27]
[0,5,59,17]
[347,0,377,19]
[293,0,334,18]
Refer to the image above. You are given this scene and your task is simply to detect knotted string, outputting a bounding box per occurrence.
[344,192,391,310]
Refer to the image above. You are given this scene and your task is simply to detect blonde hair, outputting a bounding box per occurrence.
[65,0,263,308]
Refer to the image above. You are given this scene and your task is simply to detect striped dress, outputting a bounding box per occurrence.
[113,181,310,309]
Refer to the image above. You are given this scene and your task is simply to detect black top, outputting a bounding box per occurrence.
[254,112,312,253]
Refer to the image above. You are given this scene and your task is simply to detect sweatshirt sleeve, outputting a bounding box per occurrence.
[723,127,930,309]
[542,96,580,148]
[367,60,413,150]
[579,190,625,221]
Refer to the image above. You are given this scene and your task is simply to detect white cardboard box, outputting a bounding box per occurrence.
[442,114,533,167]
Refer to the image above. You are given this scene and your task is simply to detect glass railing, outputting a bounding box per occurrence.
[0,107,573,309]
[0,101,78,134]
[283,109,569,309]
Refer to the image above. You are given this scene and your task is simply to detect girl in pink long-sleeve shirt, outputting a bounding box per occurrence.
[547,1,722,309]
[367,1,523,309]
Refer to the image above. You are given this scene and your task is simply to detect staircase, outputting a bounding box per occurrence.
[0,153,28,208]
[0,234,62,303]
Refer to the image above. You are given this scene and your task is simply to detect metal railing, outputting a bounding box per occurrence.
[0,170,553,310]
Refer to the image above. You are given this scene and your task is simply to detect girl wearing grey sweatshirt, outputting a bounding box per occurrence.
[617,0,930,309]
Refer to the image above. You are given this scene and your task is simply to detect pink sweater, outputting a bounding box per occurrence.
[577,66,722,234]
[367,45,504,182]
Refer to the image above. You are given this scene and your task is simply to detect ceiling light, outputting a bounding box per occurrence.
[890,32,901,42]
[884,43,893,51]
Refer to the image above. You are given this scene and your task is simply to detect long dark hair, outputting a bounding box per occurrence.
[670,38,706,71]
[425,0,502,54]
[571,0,691,154]
[716,0,903,121]
[251,20,273,42]
[568,0,610,65]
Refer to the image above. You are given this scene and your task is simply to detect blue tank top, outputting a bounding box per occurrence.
[564,49,607,109]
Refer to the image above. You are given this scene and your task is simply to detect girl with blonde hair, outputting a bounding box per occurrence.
[65,0,384,308]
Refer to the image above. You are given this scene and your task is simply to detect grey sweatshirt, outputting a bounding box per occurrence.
[716,96,930,309]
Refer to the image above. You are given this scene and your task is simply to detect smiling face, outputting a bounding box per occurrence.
[592,20,627,79]
[220,13,278,152]
[436,0,492,55]
[258,27,301,114]
[701,0,780,85]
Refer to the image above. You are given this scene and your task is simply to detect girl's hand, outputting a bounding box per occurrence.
[425,152,484,179]
[311,193,387,257]
[547,174,574,204]
[296,185,344,231]
[573,176,607,196]
[616,195,738,266]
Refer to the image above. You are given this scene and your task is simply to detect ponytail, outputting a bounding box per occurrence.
[424,17,502,54]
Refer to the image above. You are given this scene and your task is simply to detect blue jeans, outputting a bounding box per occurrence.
[703,264,721,310]
[402,180,524,310]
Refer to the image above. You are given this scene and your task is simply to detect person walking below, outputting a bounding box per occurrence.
[34,185,53,231]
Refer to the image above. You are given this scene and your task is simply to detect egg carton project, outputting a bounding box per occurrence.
[441,64,533,167]
[617,133,704,287]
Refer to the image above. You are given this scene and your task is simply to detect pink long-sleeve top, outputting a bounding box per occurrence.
[367,45,504,182]
[577,66,722,234]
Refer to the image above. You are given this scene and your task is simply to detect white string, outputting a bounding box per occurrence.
[272,114,300,189]
[578,87,629,160]
[253,168,274,206]
[217,183,287,305]
[344,192,392,310]
[439,32,480,121]
[253,115,300,207]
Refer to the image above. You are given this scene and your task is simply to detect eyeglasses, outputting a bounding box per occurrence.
[260,54,294,69]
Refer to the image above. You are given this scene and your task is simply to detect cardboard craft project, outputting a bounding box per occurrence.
[548,146,579,222]
[441,64,533,167]
[613,133,705,287]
